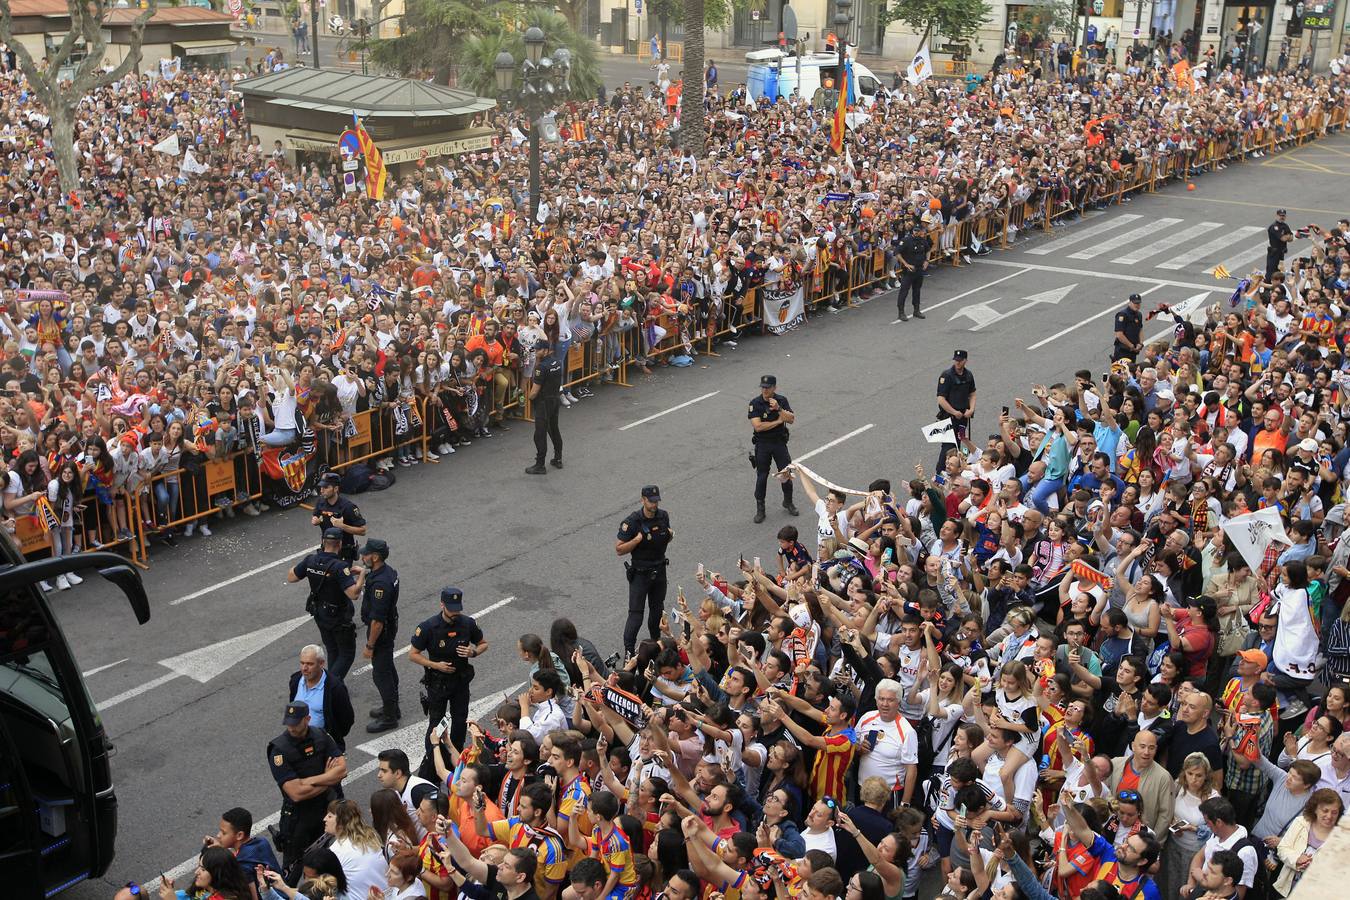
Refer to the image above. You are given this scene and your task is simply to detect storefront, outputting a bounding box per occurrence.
[1217,0,1275,71]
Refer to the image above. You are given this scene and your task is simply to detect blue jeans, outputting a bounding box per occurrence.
[1020,474,1064,514]
[154,480,180,524]
[261,427,297,447]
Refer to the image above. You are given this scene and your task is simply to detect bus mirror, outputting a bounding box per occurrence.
[94,563,150,625]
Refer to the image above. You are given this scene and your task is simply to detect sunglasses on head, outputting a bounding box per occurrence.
[1117,790,1141,803]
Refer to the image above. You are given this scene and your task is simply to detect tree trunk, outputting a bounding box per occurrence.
[680,0,706,156]
[49,92,79,198]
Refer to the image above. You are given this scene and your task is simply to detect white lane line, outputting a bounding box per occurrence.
[96,671,181,711]
[796,424,874,464]
[1068,218,1183,260]
[82,658,129,678]
[618,391,720,431]
[1216,241,1271,276]
[1113,222,1224,265]
[1155,225,1264,270]
[170,546,313,605]
[350,596,517,677]
[147,684,525,887]
[973,258,1229,292]
[892,268,1032,323]
[1026,284,1168,351]
[1024,213,1142,255]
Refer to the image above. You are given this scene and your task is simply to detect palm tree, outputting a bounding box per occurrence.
[460,9,602,100]
[680,0,707,157]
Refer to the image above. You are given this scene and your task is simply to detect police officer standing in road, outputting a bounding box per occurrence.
[935,350,976,472]
[287,528,360,679]
[267,700,346,879]
[313,471,367,563]
[895,219,931,321]
[616,485,673,658]
[1266,207,1294,280]
[409,586,487,780]
[356,538,400,734]
[749,375,799,524]
[1112,292,1144,362]
[525,343,564,475]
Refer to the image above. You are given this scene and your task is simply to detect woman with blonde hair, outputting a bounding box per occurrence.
[324,799,388,900]
[1159,753,1220,900]
[1274,789,1345,896]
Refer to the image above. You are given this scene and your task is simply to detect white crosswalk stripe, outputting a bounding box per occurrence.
[1155,225,1265,270]
[1025,213,1142,255]
[1217,241,1273,276]
[1113,221,1225,265]
[1068,218,1183,260]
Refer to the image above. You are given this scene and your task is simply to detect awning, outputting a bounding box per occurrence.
[172,39,239,56]
[283,127,495,163]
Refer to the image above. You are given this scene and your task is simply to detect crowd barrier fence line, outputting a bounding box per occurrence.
[19,100,1346,569]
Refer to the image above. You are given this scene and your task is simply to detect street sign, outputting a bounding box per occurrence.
[751,9,760,19]
[227,0,242,15]
[635,0,642,12]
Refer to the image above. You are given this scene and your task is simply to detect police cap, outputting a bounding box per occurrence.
[283,701,309,725]
[952,349,968,361]
[641,485,661,502]
[1128,293,1142,304]
[319,472,342,488]
[760,375,777,388]
[359,538,390,558]
[440,587,464,611]
[322,527,345,542]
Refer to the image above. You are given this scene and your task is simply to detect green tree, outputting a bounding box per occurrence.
[680,0,706,157]
[459,9,602,100]
[1010,0,1073,44]
[880,0,992,47]
[367,0,509,80]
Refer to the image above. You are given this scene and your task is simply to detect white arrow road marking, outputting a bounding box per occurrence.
[146,682,526,887]
[97,614,312,711]
[82,658,129,678]
[952,284,1077,332]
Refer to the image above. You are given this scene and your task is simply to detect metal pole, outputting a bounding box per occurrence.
[529,117,541,221]
[311,0,321,68]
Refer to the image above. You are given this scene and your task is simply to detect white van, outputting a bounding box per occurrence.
[744,49,884,107]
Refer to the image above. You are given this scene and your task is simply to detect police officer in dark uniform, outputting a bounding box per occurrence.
[895,219,932,321]
[525,343,564,474]
[409,586,487,780]
[267,700,346,878]
[1112,292,1144,362]
[356,538,400,734]
[312,471,367,563]
[1266,207,1294,280]
[616,485,673,657]
[749,375,799,524]
[935,350,977,472]
[287,528,360,679]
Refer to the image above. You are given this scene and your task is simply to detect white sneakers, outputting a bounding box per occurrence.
[66,572,83,586]
[55,575,70,591]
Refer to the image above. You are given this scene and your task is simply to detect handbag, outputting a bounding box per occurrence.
[1218,610,1251,657]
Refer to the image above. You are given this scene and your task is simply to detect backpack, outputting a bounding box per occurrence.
[368,469,395,491]
[341,463,373,495]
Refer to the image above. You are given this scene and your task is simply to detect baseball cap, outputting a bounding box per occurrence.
[319,471,342,487]
[953,349,969,361]
[359,538,389,557]
[760,375,777,388]
[283,701,309,725]
[322,527,345,541]
[1276,208,1287,216]
[641,485,661,501]
[1298,437,1318,453]
[1237,648,1269,668]
[441,587,464,611]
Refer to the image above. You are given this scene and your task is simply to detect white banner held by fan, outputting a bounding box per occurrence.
[1220,507,1292,572]
[920,418,954,444]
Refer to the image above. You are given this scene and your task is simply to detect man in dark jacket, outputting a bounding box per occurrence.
[288,644,355,751]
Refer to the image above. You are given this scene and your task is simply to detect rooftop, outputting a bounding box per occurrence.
[236,68,495,118]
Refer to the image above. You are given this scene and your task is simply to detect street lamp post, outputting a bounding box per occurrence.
[833,0,852,91]
[494,27,572,222]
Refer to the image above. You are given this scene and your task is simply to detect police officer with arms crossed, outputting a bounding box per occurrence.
[894,220,931,321]
[935,350,976,472]
[616,485,673,658]
[267,700,347,878]
[1266,208,1293,280]
[749,375,799,524]
[288,527,361,679]
[409,586,487,780]
[312,471,367,563]
[1112,292,1144,362]
[356,538,400,734]
[525,343,564,475]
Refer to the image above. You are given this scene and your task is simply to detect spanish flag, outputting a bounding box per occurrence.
[353,113,387,201]
[1212,264,1231,280]
[830,61,849,155]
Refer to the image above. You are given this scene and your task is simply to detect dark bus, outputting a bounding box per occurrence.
[0,544,150,898]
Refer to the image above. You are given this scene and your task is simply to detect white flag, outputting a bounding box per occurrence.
[920,418,955,444]
[159,57,180,81]
[1221,507,1292,572]
[153,133,180,156]
[180,148,208,175]
[907,45,933,85]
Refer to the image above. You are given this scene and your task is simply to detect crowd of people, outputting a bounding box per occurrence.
[3,23,1349,900]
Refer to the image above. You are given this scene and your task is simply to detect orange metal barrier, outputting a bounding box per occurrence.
[15,485,148,569]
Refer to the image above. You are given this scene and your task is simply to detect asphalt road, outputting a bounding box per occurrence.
[55,132,1350,896]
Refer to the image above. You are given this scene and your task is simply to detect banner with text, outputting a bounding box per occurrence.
[762,284,806,334]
